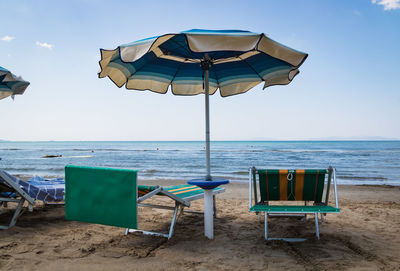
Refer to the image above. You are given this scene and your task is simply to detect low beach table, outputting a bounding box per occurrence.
[187,178,229,239]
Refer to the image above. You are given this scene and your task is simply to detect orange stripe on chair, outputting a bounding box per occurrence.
[138,191,147,196]
[168,185,197,193]
[138,189,150,196]
[279,170,288,200]
[295,169,305,200]
[173,187,202,195]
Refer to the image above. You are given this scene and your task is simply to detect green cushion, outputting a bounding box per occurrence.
[65,165,138,229]
[250,204,340,213]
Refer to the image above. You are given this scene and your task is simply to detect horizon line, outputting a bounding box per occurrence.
[1,139,400,142]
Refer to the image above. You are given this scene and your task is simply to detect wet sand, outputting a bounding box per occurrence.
[1,182,399,270]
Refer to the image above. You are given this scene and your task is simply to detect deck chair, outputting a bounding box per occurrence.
[65,165,225,239]
[0,170,65,229]
[249,166,340,241]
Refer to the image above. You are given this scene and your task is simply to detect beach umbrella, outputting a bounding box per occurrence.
[0,66,30,100]
[98,29,308,239]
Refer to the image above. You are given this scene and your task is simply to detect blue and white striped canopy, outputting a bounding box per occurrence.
[0,66,30,100]
[99,29,308,97]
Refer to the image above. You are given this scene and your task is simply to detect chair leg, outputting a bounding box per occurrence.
[168,203,180,239]
[265,212,268,240]
[314,213,320,240]
[9,198,25,229]
[304,201,307,220]
[177,205,185,219]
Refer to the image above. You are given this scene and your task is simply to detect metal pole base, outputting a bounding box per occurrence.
[204,190,214,239]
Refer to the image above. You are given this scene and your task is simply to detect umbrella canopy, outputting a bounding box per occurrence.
[99,29,308,239]
[99,29,307,97]
[0,66,30,100]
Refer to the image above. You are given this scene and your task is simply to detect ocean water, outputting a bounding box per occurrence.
[0,141,399,185]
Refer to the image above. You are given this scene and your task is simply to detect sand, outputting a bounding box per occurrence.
[1,182,399,271]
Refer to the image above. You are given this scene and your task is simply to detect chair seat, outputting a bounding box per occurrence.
[138,184,224,201]
[250,204,340,213]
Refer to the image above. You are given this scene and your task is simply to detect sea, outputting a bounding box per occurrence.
[0,141,399,185]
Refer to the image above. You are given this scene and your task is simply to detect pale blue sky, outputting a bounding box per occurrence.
[0,0,399,141]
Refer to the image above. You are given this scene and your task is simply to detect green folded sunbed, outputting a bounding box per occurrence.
[65,165,225,239]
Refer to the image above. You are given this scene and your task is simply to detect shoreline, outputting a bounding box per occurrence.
[14,174,400,187]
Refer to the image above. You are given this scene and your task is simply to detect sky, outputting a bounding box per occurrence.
[0,0,399,141]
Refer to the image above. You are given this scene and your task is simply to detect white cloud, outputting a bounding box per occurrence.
[372,0,400,10]
[36,41,54,50]
[1,35,15,42]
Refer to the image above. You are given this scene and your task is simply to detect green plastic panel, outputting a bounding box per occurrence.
[303,170,326,202]
[258,169,280,201]
[250,204,340,213]
[257,169,327,202]
[65,165,138,229]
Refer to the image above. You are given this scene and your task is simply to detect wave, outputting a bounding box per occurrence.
[2,167,38,171]
[1,167,64,173]
[142,169,159,174]
[232,171,249,175]
[338,175,387,180]
[62,155,94,158]
[68,148,186,152]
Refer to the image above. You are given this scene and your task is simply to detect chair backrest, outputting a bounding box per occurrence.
[137,185,158,197]
[0,170,35,205]
[65,165,138,229]
[257,169,327,203]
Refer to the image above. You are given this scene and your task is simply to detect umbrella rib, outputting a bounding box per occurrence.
[122,53,168,90]
[169,59,187,94]
[210,64,220,92]
[237,53,265,82]
[123,50,189,94]
[161,38,195,59]
[176,40,195,58]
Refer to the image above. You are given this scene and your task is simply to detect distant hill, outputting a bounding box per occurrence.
[247,136,400,141]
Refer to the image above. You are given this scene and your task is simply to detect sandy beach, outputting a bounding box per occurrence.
[1,182,399,271]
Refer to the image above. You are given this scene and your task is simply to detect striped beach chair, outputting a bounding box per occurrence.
[0,171,35,229]
[132,184,224,238]
[249,166,340,241]
[65,165,225,239]
[0,171,65,229]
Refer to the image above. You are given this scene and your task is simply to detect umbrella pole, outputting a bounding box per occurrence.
[204,67,211,181]
[204,68,214,239]
[203,56,214,239]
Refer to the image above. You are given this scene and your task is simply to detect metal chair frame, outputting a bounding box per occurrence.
[0,171,35,230]
[126,185,225,239]
[249,166,339,242]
